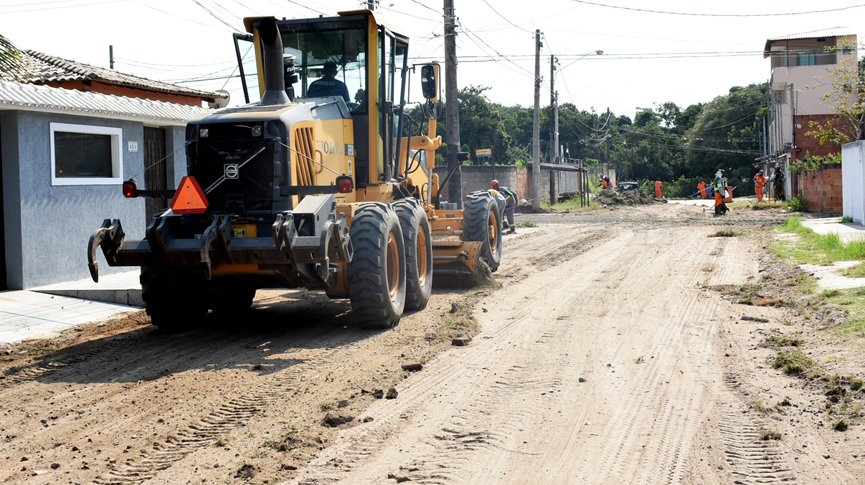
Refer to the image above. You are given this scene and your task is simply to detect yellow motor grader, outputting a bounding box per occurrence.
[87,10,502,330]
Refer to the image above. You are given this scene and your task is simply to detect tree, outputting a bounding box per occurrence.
[684,83,764,183]
[0,34,23,81]
[805,41,865,145]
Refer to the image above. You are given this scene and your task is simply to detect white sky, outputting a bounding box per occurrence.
[1,0,861,120]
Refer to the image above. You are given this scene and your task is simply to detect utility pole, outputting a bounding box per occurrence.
[594,115,600,183]
[549,55,557,205]
[109,45,114,70]
[444,0,462,207]
[531,30,542,212]
[605,107,611,183]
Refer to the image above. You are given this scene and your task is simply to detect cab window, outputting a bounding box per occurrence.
[281,22,368,113]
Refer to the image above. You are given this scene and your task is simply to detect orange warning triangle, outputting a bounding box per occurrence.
[170,176,209,214]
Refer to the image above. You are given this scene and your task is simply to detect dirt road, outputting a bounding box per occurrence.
[1,203,862,484]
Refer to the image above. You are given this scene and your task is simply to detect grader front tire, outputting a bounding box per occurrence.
[462,191,503,272]
[348,203,407,329]
[393,198,433,311]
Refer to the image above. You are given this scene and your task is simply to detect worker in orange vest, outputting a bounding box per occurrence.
[754,170,766,202]
[654,179,663,199]
[697,181,707,199]
[713,169,729,216]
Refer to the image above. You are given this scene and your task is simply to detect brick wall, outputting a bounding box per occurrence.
[433,165,581,203]
[799,164,843,213]
[794,114,846,158]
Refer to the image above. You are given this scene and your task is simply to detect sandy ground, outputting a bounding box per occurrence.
[0,202,863,485]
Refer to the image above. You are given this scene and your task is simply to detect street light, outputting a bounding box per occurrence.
[558,49,603,73]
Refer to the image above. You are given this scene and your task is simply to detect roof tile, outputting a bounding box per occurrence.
[0,50,227,101]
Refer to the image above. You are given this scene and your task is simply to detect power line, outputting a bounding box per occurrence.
[480,0,532,34]
[0,0,128,13]
[406,0,442,15]
[131,0,236,32]
[191,0,242,32]
[569,0,865,17]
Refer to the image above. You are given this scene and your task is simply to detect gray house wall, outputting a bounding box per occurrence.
[0,110,186,289]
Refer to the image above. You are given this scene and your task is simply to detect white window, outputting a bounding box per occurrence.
[50,123,123,186]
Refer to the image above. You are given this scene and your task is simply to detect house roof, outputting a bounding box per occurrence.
[2,50,227,101]
[0,80,210,126]
[764,28,857,57]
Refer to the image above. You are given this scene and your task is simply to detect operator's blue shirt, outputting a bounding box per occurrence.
[306,76,351,103]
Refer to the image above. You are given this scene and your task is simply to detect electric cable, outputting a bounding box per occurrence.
[568,0,865,17]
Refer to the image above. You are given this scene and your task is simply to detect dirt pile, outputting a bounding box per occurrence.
[595,190,653,206]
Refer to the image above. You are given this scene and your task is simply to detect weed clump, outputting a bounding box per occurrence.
[773,350,816,375]
[759,426,782,440]
[708,229,739,237]
[834,419,849,431]
[760,335,804,348]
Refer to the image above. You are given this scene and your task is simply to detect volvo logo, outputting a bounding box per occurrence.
[224,164,239,179]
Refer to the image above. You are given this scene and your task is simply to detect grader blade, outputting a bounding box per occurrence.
[431,240,491,287]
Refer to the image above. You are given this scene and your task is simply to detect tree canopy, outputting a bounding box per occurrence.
[0,34,23,81]
[409,81,766,191]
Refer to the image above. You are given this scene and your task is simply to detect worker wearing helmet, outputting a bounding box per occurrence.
[491,179,517,234]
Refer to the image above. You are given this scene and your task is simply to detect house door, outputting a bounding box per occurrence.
[0,120,7,290]
[143,127,168,222]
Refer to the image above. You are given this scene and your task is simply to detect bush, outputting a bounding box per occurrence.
[787,191,807,212]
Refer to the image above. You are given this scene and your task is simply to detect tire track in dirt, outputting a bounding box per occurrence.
[286,226,739,484]
[716,403,796,484]
[286,227,622,484]
[95,328,379,485]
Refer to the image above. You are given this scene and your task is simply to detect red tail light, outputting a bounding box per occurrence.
[122,180,138,198]
[336,175,353,193]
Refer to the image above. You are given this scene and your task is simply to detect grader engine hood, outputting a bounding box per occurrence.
[184,97,353,216]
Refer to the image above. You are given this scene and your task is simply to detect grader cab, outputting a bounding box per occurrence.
[87,9,502,330]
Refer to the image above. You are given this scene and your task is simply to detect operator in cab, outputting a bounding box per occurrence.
[306,61,351,103]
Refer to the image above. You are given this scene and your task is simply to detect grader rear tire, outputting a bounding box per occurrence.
[462,191,502,272]
[140,268,208,332]
[393,198,433,311]
[348,203,406,328]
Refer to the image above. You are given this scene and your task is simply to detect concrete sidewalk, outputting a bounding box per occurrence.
[801,217,865,243]
[0,270,142,344]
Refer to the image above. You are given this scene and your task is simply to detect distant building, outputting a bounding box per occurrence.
[763,29,857,197]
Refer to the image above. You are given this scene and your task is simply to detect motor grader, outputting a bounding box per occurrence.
[87,9,502,330]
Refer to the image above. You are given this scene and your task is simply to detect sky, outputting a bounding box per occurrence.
[1,0,863,121]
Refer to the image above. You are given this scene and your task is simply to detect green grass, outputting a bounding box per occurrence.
[771,216,865,266]
[787,273,817,294]
[842,216,854,223]
[840,262,865,278]
[727,200,786,210]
